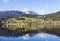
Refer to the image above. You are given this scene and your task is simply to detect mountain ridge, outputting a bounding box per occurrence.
[0,10,60,21]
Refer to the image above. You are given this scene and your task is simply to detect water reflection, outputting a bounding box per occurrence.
[22,34,30,40]
[0,24,60,37]
[0,24,60,41]
[0,33,60,41]
[39,33,45,38]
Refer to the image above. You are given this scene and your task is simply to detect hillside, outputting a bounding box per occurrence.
[44,11,60,21]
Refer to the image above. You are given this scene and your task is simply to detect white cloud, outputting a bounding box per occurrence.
[45,5,48,8]
[23,8,29,14]
[39,5,48,14]
[23,8,29,12]
[39,10,45,14]
[3,0,9,3]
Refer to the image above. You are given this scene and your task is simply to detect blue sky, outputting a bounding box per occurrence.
[0,0,60,15]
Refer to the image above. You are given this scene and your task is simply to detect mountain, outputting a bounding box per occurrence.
[0,10,39,18]
[21,11,39,18]
[0,10,60,21]
[44,11,60,21]
[0,10,24,18]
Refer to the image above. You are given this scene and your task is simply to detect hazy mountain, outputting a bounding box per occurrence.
[0,10,23,18]
[0,10,60,21]
[0,10,39,18]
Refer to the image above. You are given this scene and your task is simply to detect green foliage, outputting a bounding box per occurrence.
[44,11,60,21]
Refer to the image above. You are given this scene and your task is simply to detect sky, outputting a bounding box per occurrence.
[0,0,60,15]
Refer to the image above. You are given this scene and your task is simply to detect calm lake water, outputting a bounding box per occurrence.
[0,33,60,41]
[0,24,60,41]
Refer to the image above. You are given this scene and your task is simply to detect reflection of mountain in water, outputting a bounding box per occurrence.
[0,24,60,37]
[0,28,39,37]
[0,33,60,41]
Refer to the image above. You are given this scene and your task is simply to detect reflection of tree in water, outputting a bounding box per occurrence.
[0,21,2,27]
[0,19,60,37]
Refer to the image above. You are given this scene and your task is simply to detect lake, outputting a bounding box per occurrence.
[0,33,60,41]
[0,24,60,41]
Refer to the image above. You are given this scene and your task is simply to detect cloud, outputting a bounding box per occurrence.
[39,5,48,14]
[39,10,45,14]
[23,8,29,14]
[45,5,48,8]
[23,8,29,12]
[39,9,46,14]
[3,0,9,3]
